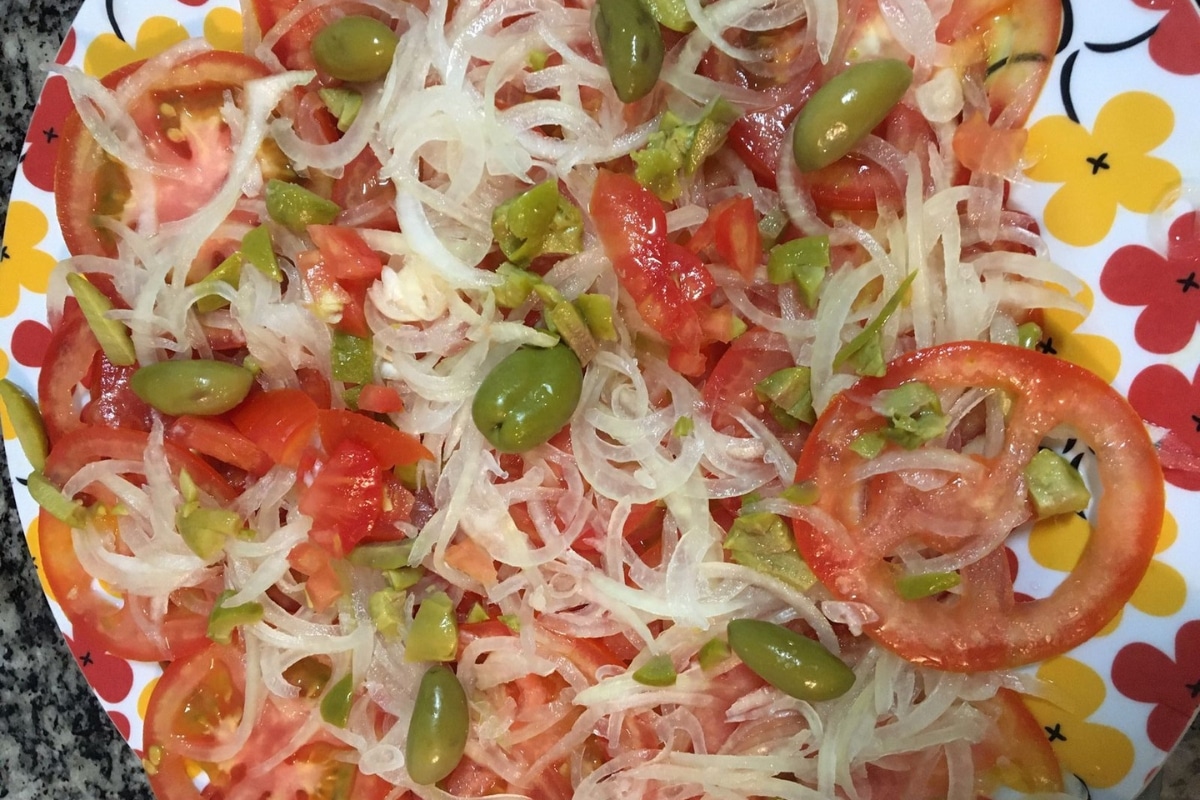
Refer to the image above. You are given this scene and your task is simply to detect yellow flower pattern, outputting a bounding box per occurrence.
[1024,657,1135,789]
[84,9,244,78]
[1024,92,1181,247]
[0,201,57,319]
[1040,285,1121,383]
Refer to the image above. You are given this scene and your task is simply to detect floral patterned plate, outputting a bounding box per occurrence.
[3,1,1200,798]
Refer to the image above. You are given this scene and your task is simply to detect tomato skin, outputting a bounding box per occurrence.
[229,388,320,468]
[38,301,100,442]
[166,415,274,477]
[792,342,1163,672]
[688,196,761,279]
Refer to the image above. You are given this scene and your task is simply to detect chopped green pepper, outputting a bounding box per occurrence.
[754,366,815,426]
[320,673,356,728]
[673,416,694,437]
[780,481,819,506]
[207,589,264,644]
[697,638,730,671]
[318,87,364,132]
[465,603,489,624]
[631,99,740,201]
[895,571,962,600]
[28,471,86,528]
[493,263,542,308]
[347,541,414,570]
[547,300,599,364]
[576,293,618,342]
[834,272,917,377]
[265,179,341,233]
[0,379,49,471]
[766,236,830,309]
[66,273,137,367]
[724,511,817,591]
[1024,449,1091,519]
[850,431,886,459]
[331,331,374,384]
[1017,321,1044,350]
[405,591,458,662]
[876,381,948,449]
[642,0,694,31]
[492,181,583,265]
[177,506,242,560]
[632,654,677,686]
[369,587,407,638]
[283,656,333,698]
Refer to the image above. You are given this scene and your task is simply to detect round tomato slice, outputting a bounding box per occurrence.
[39,509,212,662]
[144,641,394,800]
[55,51,270,257]
[792,342,1163,672]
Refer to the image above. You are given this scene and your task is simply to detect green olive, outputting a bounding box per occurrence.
[0,379,49,471]
[472,345,583,453]
[406,665,469,785]
[594,0,665,103]
[311,15,399,82]
[792,58,914,173]
[726,618,855,702]
[130,360,255,416]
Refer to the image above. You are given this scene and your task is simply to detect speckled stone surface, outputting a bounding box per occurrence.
[0,2,1197,799]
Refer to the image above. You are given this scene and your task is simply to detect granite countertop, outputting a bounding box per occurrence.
[0,2,1197,799]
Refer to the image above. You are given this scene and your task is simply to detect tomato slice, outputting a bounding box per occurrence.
[299,437,385,554]
[144,641,391,800]
[316,408,431,469]
[229,388,320,468]
[39,509,212,662]
[356,383,405,414]
[166,415,274,477]
[308,225,384,281]
[38,301,99,442]
[702,328,798,437]
[55,51,270,257]
[792,342,1163,672]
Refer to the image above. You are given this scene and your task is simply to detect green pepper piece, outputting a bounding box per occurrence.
[1017,321,1044,350]
[240,224,282,281]
[0,379,49,471]
[265,179,341,233]
[697,638,730,671]
[766,236,830,309]
[498,613,521,632]
[369,587,407,638]
[465,603,489,624]
[28,471,86,527]
[320,673,356,728]
[406,665,469,784]
[780,481,819,506]
[493,263,542,308]
[1024,449,1091,519]
[758,207,789,250]
[347,540,414,570]
[727,619,855,701]
[724,511,817,592]
[177,506,242,559]
[895,571,962,600]
[547,300,599,365]
[193,253,245,313]
[331,331,374,384]
[850,431,886,459]
[631,100,739,201]
[673,416,694,437]
[385,567,424,591]
[283,656,333,698]
[492,182,583,265]
[65,273,136,367]
[834,272,917,376]
[472,345,583,453]
[527,50,549,71]
[318,87,364,132]
[754,366,815,425]
[575,293,618,342]
[405,591,458,662]
[207,589,264,645]
[876,381,948,449]
[632,654,677,686]
[642,0,694,31]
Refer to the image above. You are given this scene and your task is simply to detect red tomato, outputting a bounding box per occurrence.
[229,388,320,468]
[80,356,154,432]
[55,51,270,257]
[356,383,405,414]
[590,171,716,376]
[288,540,345,610]
[332,147,399,231]
[38,509,211,662]
[702,328,803,448]
[688,196,761,279]
[308,225,384,281]
[299,437,385,554]
[143,641,391,800]
[38,301,99,442]
[166,415,274,477]
[44,425,238,505]
[316,408,431,469]
[250,0,385,71]
[792,342,1163,671]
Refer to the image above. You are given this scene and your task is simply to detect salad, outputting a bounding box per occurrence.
[1,0,1171,798]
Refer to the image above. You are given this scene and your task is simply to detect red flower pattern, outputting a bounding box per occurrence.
[1111,620,1200,751]
[1127,363,1200,490]
[20,28,75,192]
[63,626,134,704]
[1100,212,1200,354]
[1132,0,1200,75]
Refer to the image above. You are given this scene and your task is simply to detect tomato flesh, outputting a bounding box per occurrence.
[792,342,1163,671]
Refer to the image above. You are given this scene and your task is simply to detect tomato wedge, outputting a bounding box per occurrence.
[299,437,385,555]
[316,408,431,468]
[792,342,1163,672]
[229,388,320,468]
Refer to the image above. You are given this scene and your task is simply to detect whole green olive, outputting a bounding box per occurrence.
[792,58,914,173]
[726,618,855,702]
[311,15,399,83]
[406,665,469,785]
[472,345,583,453]
[594,0,665,103]
[130,360,255,417]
